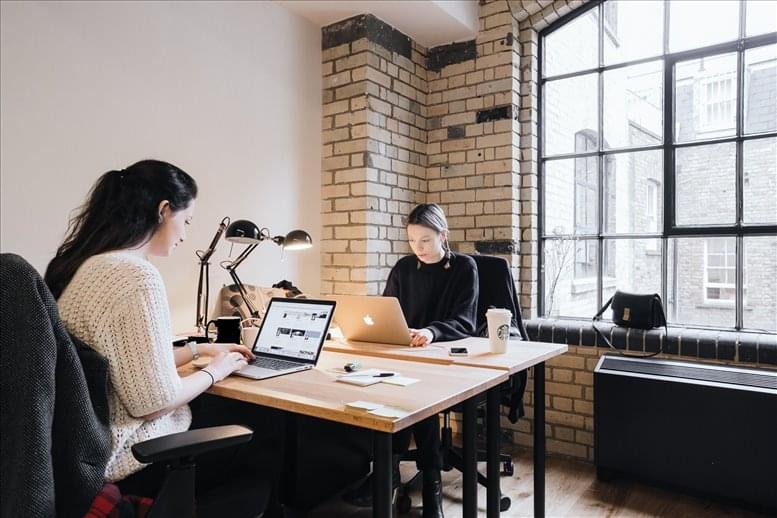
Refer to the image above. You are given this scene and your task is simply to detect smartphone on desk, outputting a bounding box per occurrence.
[449,347,469,356]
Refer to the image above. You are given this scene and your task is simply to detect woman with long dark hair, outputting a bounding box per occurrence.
[46,160,281,512]
[344,203,479,518]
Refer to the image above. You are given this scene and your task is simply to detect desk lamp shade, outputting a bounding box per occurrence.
[225,220,262,244]
[279,230,313,250]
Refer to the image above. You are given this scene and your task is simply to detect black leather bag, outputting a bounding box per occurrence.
[596,290,666,329]
[593,290,668,357]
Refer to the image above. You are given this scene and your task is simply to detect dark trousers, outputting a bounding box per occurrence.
[116,393,285,497]
[392,415,442,471]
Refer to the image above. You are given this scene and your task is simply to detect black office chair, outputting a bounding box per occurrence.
[0,253,268,518]
[396,254,528,514]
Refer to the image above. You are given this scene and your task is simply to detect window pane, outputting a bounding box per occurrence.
[543,7,598,77]
[602,239,663,320]
[543,238,599,318]
[675,53,737,143]
[744,236,777,332]
[667,237,735,328]
[543,74,598,156]
[603,1,664,65]
[603,60,663,149]
[743,137,777,224]
[669,0,739,53]
[675,142,736,225]
[603,150,664,234]
[744,44,777,135]
[746,0,777,37]
[544,158,598,237]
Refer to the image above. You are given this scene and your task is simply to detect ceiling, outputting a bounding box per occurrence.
[277,0,479,49]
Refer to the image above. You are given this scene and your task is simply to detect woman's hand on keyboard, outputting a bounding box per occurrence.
[205,351,249,381]
[202,343,255,361]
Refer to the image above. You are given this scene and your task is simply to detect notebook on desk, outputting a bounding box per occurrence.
[331,295,411,346]
[235,298,335,380]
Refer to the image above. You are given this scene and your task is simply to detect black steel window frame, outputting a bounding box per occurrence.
[537,0,777,331]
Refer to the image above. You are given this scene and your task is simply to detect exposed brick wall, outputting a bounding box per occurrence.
[426,0,524,312]
[321,17,429,296]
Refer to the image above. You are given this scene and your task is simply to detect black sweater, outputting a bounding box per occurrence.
[383,252,479,342]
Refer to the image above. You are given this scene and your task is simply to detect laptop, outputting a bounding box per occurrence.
[235,297,336,380]
[332,295,411,345]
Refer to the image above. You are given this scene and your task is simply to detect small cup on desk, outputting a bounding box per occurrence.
[206,316,242,343]
[486,308,512,354]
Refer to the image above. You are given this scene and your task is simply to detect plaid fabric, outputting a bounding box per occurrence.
[84,483,153,518]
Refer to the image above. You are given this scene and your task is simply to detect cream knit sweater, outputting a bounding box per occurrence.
[58,251,191,482]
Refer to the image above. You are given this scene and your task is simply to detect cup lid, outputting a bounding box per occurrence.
[486,308,512,314]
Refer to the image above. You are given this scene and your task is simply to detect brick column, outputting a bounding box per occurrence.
[425,0,524,317]
[321,15,428,296]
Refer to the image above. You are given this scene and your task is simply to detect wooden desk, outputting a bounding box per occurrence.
[325,337,568,518]
[182,351,506,518]
[326,336,566,375]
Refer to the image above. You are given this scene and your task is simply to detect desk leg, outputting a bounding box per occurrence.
[534,362,545,518]
[486,386,500,518]
[373,431,392,518]
[463,396,477,518]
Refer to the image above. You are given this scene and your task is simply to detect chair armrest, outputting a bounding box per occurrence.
[132,425,253,463]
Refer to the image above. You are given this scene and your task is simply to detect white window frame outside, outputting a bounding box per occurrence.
[703,238,736,305]
[699,71,736,133]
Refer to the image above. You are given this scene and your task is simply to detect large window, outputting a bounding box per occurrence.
[539,0,777,332]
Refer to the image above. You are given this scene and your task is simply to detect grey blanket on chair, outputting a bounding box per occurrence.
[0,253,112,518]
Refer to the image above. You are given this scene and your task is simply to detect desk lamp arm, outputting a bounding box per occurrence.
[195,217,230,331]
[221,243,261,320]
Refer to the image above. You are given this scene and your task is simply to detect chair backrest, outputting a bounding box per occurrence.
[468,254,530,422]
[0,253,112,518]
[469,254,529,341]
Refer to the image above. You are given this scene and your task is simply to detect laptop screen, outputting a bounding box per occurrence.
[252,298,335,363]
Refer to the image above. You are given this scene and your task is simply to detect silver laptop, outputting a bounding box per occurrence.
[235,298,335,380]
[332,295,411,345]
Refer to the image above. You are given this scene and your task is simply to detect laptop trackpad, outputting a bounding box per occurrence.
[236,364,309,380]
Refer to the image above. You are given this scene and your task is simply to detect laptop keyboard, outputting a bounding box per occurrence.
[250,357,303,371]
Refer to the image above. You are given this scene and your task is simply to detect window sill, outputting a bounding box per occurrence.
[525,317,777,366]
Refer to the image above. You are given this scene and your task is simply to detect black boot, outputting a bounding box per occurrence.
[342,454,402,508]
[421,469,444,518]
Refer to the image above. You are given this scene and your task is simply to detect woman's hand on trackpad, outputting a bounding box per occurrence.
[409,328,433,347]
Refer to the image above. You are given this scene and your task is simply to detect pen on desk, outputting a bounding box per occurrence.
[373,372,395,377]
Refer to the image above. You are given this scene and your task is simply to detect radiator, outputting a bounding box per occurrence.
[594,355,777,511]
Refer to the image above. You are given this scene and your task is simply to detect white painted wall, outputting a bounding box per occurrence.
[1,0,322,331]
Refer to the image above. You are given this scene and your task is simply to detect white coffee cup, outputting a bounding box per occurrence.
[241,326,260,348]
[486,308,512,354]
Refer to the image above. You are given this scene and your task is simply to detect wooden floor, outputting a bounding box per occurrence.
[306,446,770,517]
